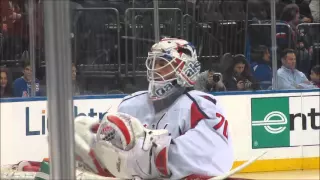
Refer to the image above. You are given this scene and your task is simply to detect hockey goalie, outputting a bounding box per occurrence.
[73,38,234,180]
[2,38,236,180]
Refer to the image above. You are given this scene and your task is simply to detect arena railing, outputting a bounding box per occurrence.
[73,7,121,78]
[196,0,248,55]
[182,14,223,70]
[123,8,183,78]
[246,22,293,65]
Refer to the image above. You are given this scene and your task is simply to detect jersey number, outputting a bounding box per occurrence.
[213,113,228,139]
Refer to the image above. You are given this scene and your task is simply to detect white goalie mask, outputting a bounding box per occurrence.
[146,38,201,100]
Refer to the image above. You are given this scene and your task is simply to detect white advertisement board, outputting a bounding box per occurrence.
[251,95,320,148]
[0,98,122,165]
[1,91,319,168]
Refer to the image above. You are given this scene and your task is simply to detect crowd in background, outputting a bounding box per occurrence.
[0,0,319,98]
[0,62,81,97]
[194,49,320,93]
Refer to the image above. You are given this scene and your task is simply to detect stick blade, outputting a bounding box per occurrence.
[210,151,268,180]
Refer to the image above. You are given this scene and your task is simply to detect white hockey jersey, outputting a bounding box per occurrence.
[117,90,234,179]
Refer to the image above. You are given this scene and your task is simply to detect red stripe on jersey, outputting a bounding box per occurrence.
[190,102,206,129]
[107,115,131,146]
[155,147,169,176]
[201,95,216,105]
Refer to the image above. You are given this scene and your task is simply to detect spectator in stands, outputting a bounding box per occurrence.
[223,54,259,91]
[280,3,300,31]
[0,67,12,98]
[277,3,300,51]
[280,3,313,75]
[1,0,27,60]
[296,24,314,75]
[309,0,320,22]
[1,0,22,29]
[297,0,313,23]
[194,70,226,92]
[280,0,313,23]
[276,49,316,89]
[251,45,272,89]
[297,1,314,75]
[13,61,41,97]
[310,65,320,88]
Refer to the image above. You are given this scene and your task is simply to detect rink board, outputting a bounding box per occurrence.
[1,89,319,173]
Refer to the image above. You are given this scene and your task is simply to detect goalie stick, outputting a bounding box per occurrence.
[210,151,268,180]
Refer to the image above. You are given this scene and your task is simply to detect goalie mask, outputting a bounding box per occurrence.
[146,38,201,100]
